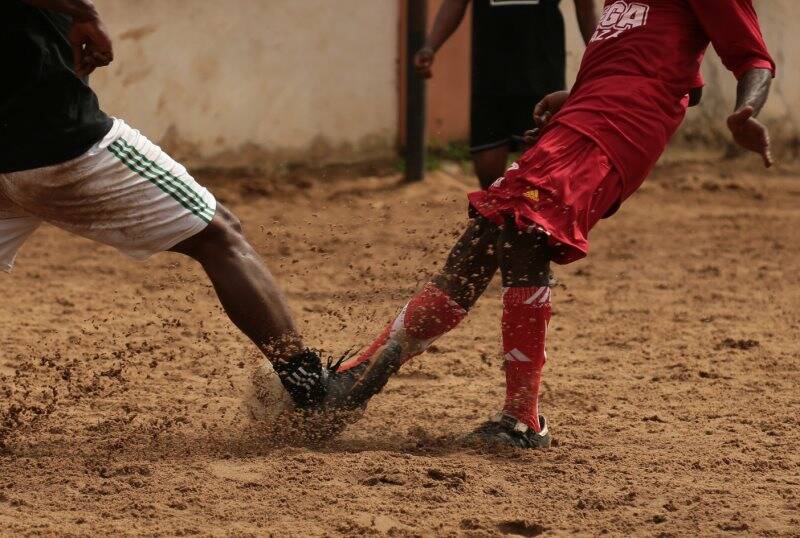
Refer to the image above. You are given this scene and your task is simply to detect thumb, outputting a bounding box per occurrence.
[762,133,774,168]
[71,40,84,73]
[68,27,86,73]
[729,105,754,127]
[533,99,548,125]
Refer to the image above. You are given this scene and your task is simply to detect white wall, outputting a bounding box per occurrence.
[92,0,400,168]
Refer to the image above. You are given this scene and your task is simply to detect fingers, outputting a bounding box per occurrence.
[523,128,540,146]
[75,49,113,76]
[69,21,114,75]
[762,133,774,168]
[88,50,113,67]
[71,41,84,75]
[739,105,755,119]
[533,97,556,128]
[413,60,432,78]
[535,111,552,128]
[533,99,547,126]
[414,49,434,78]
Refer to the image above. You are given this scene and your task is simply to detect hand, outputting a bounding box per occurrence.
[414,46,435,79]
[533,90,570,128]
[524,91,571,145]
[523,127,541,146]
[68,18,114,76]
[727,106,773,168]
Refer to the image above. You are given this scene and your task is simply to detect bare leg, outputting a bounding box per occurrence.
[170,204,303,363]
[340,216,499,376]
[497,217,551,287]
[472,145,510,190]
[431,216,500,309]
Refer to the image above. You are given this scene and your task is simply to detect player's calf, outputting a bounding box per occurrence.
[170,204,328,404]
[330,217,500,411]
[339,217,499,372]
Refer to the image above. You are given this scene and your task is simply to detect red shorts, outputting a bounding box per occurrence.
[468,123,623,264]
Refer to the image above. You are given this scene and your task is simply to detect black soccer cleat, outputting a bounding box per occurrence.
[327,340,405,410]
[273,348,392,440]
[467,413,552,449]
[272,348,329,410]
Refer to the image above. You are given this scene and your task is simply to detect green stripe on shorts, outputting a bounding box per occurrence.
[108,139,214,222]
[112,138,214,221]
[107,140,214,223]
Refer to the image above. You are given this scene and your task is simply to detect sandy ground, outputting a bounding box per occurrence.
[0,159,799,537]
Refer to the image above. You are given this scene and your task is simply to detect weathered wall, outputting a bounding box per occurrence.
[91,0,796,168]
[92,0,400,168]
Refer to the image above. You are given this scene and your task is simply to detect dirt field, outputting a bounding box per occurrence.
[1,159,798,537]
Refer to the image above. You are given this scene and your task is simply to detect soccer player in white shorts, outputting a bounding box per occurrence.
[2,0,342,411]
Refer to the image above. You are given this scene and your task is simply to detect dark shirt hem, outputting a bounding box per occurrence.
[0,119,112,174]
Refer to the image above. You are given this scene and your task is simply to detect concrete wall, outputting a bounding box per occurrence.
[92,0,400,168]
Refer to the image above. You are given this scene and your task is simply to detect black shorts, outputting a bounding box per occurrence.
[470,94,542,153]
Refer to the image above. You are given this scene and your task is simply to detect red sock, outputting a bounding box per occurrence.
[501,286,551,432]
[340,283,467,371]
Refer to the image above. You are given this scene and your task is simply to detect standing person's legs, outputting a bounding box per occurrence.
[464,125,626,447]
[470,94,541,190]
[472,146,510,190]
[470,94,512,190]
[464,219,553,448]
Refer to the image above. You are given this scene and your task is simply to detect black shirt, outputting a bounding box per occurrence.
[472,0,566,97]
[0,1,112,173]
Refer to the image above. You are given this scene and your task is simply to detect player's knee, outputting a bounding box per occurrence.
[208,205,248,252]
[498,219,551,286]
[215,203,244,235]
[178,203,249,261]
[501,218,548,249]
[465,211,500,241]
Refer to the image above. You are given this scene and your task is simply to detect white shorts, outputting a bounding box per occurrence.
[0,118,216,271]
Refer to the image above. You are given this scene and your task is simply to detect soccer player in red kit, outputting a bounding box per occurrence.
[329,0,776,448]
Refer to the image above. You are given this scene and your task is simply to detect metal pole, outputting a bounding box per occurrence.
[405,0,427,182]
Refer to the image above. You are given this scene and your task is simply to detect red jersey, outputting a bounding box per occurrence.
[552,0,775,199]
